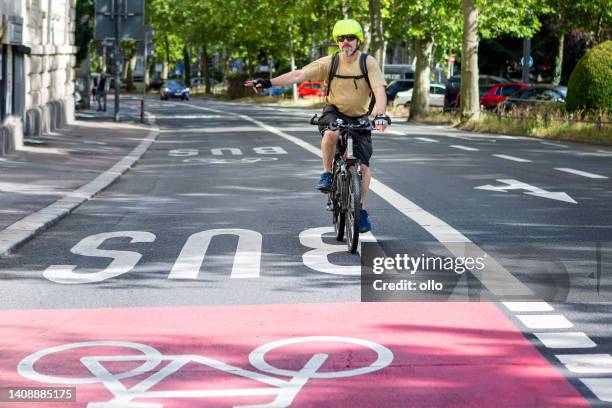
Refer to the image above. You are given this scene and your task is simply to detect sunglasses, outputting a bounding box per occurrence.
[337,35,357,43]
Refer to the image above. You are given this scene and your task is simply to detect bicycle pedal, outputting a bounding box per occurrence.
[326,203,333,211]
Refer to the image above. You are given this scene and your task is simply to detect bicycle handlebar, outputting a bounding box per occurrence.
[310,114,372,132]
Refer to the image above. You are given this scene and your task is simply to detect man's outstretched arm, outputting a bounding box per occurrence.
[244,70,308,89]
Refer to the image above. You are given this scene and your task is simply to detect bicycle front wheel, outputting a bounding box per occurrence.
[345,165,361,253]
[332,170,345,241]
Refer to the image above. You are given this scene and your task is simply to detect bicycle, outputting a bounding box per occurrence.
[311,114,372,253]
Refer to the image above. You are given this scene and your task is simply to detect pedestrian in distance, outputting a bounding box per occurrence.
[245,19,391,233]
[97,71,108,112]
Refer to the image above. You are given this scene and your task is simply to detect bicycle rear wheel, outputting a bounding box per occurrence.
[345,165,361,253]
[332,169,345,241]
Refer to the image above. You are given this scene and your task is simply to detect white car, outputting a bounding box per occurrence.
[393,84,446,108]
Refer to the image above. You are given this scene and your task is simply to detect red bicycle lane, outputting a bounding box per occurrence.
[0,302,588,407]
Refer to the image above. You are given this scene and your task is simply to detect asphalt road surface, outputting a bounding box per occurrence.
[1,97,611,407]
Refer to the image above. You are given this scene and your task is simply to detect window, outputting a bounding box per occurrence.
[500,86,519,96]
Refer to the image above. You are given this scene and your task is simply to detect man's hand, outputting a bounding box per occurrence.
[373,113,391,132]
[244,78,272,92]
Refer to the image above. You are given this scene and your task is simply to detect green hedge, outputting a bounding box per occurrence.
[566,41,612,113]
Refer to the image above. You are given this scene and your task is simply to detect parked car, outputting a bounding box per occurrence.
[160,79,190,101]
[263,85,292,97]
[444,75,509,111]
[455,82,528,109]
[480,82,529,108]
[386,79,414,102]
[393,84,446,108]
[297,81,326,97]
[503,85,567,110]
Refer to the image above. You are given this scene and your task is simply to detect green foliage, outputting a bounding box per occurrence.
[566,40,612,112]
[75,0,94,65]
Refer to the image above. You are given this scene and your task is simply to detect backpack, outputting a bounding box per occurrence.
[326,52,376,116]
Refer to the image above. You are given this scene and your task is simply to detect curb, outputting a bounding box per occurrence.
[0,115,159,257]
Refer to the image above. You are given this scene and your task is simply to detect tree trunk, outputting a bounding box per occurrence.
[552,33,564,85]
[409,36,434,120]
[162,38,170,80]
[126,56,135,92]
[289,24,298,101]
[368,0,385,71]
[183,46,191,86]
[202,46,211,94]
[460,0,480,122]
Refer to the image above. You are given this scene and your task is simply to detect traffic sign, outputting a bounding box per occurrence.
[95,0,144,41]
[520,56,533,68]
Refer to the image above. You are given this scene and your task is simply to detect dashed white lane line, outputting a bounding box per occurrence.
[554,168,609,179]
[450,145,479,152]
[415,137,439,143]
[534,332,597,349]
[516,314,574,329]
[556,354,612,374]
[385,130,405,136]
[580,379,612,402]
[502,301,554,312]
[492,154,532,163]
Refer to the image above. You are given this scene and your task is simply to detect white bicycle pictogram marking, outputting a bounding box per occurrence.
[18,336,393,408]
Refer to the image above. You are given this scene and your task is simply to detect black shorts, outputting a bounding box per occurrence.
[317,105,373,167]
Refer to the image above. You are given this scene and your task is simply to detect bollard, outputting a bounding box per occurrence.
[140,98,145,124]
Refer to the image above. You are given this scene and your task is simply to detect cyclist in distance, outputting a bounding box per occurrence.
[245,19,390,232]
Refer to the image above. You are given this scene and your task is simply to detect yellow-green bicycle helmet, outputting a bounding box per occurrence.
[332,19,365,42]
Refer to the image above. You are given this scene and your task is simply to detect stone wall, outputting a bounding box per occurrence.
[24,0,77,137]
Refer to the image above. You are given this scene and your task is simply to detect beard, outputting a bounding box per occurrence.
[341,45,356,57]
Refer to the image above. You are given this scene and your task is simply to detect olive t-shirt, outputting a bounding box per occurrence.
[302,51,387,117]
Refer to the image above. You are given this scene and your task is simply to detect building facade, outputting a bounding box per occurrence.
[0,0,77,155]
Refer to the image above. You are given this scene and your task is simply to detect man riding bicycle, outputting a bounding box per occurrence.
[246,19,390,232]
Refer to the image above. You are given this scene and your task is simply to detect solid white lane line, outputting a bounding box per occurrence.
[492,154,532,163]
[186,103,533,298]
[415,137,439,143]
[554,168,609,179]
[556,354,612,374]
[502,302,553,312]
[516,314,574,329]
[534,332,597,349]
[450,145,479,152]
[580,379,612,402]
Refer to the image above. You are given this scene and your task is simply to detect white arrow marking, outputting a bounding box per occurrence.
[475,179,577,204]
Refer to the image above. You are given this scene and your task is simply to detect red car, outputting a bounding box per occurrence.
[480,82,529,108]
[455,82,528,109]
[297,81,326,97]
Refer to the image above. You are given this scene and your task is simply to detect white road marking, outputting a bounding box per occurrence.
[43,231,156,284]
[580,379,612,402]
[300,227,376,275]
[516,314,574,329]
[554,168,608,179]
[169,229,262,279]
[556,354,612,374]
[502,301,554,312]
[475,179,577,204]
[541,141,569,148]
[385,130,405,135]
[415,137,439,143]
[534,332,597,349]
[450,145,479,152]
[185,104,534,297]
[492,154,532,162]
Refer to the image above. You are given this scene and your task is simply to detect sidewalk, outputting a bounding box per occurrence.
[0,103,159,257]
